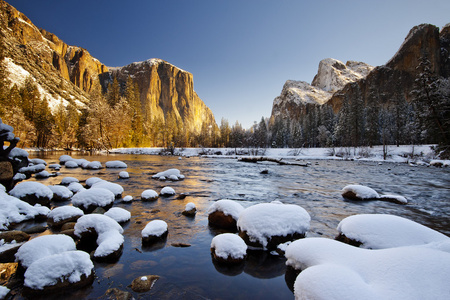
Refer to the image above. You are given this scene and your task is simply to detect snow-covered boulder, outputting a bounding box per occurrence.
[9,181,53,206]
[379,194,408,204]
[58,155,72,165]
[64,161,79,168]
[341,184,379,200]
[285,237,450,300]
[60,177,79,186]
[182,202,196,216]
[210,233,247,264]
[122,195,133,203]
[48,185,73,202]
[130,275,160,293]
[47,206,84,228]
[15,234,76,269]
[67,182,85,194]
[141,190,158,201]
[105,160,127,168]
[0,286,10,299]
[74,214,124,262]
[91,181,124,198]
[35,170,51,179]
[152,168,184,181]
[82,161,102,170]
[0,230,30,263]
[104,207,131,223]
[18,164,46,177]
[142,220,168,245]
[71,188,115,213]
[160,186,175,197]
[85,177,103,188]
[118,171,129,179]
[29,158,47,166]
[48,163,61,170]
[237,202,310,250]
[22,250,94,296]
[208,199,245,230]
[0,191,49,230]
[336,214,450,250]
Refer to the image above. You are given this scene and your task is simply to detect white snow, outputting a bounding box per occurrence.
[48,185,73,200]
[341,185,379,199]
[105,160,127,168]
[118,171,129,179]
[160,186,175,196]
[85,177,103,187]
[141,189,158,200]
[237,202,310,249]
[23,250,93,290]
[0,286,10,298]
[0,191,50,230]
[18,164,46,174]
[60,177,79,185]
[29,158,47,166]
[59,155,73,164]
[9,181,53,200]
[74,214,124,258]
[91,181,124,197]
[337,214,450,250]
[15,234,76,269]
[64,160,79,168]
[123,195,133,202]
[430,159,450,167]
[48,163,61,170]
[47,206,84,223]
[35,170,50,178]
[67,182,86,193]
[207,199,244,221]
[211,233,247,260]
[152,168,184,180]
[83,161,102,170]
[104,207,131,223]
[142,220,168,238]
[12,173,26,181]
[7,147,29,159]
[285,237,450,300]
[71,188,115,210]
[379,194,408,204]
[185,202,196,211]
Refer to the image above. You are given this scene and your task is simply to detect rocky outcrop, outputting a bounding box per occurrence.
[102,59,217,134]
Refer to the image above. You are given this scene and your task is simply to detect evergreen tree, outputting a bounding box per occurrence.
[106,76,121,107]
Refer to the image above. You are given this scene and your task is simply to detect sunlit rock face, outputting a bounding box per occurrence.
[103,59,217,134]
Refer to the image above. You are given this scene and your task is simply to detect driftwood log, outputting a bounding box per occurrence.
[238,157,308,167]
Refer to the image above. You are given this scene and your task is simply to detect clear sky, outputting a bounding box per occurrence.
[7,0,450,128]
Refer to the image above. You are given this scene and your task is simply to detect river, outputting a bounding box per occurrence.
[19,152,450,299]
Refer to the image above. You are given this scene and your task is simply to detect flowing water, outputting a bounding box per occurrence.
[16,153,450,299]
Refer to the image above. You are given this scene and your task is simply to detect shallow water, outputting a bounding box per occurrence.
[16,153,450,299]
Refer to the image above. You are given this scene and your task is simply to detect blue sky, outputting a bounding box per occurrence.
[7,0,450,128]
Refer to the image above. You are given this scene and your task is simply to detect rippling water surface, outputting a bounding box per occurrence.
[23,153,450,299]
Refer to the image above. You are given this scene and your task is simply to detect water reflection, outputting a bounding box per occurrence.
[22,152,450,299]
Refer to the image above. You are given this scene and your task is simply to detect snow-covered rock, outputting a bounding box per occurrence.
[48,163,61,170]
[379,194,408,204]
[237,202,310,250]
[336,214,450,250]
[341,184,379,200]
[74,214,124,261]
[58,155,73,165]
[210,233,247,264]
[82,161,102,170]
[85,177,103,188]
[182,202,196,216]
[23,250,94,294]
[105,160,127,168]
[141,189,158,201]
[15,234,76,269]
[142,220,168,244]
[118,171,129,179]
[152,168,184,180]
[18,164,46,176]
[48,185,73,202]
[104,207,131,223]
[60,177,79,186]
[160,186,175,197]
[47,206,84,228]
[208,199,245,230]
[91,181,124,198]
[64,161,79,168]
[0,191,49,230]
[67,182,85,194]
[9,181,53,206]
[35,170,51,179]
[71,188,115,213]
[285,237,450,300]
[0,286,10,299]
[29,158,47,166]
[122,195,133,203]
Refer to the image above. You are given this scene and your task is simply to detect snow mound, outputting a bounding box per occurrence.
[85,177,103,187]
[285,237,450,300]
[237,202,310,249]
[118,171,129,179]
[64,161,79,168]
[35,170,51,179]
[91,181,124,198]
[122,195,133,203]
[0,286,9,298]
[142,220,168,238]
[379,194,408,204]
[48,163,61,170]
[152,168,184,180]
[0,191,50,230]
[211,233,247,260]
[185,202,196,211]
[9,181,53,204]
[83,161,102,170]
[24,250,93,290]
[29,158,47,166]
[71,188,115,212]
[48,185,73,201]
[19,163,46,175]
[141,189,158,201]
[58,155,72,165]
[160,186,175,196]
[105,160,127,168]
[67,182,85,194]
[104,207,131,223]
[337,214,450,249]
[341,184,379,200]
[15,234,76,269]
[47,206,84,223]
[74,214,124,258]
[208,199,244,221]
[60,177,79,185]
